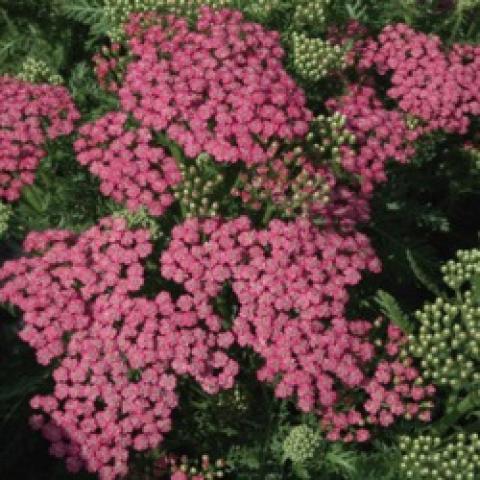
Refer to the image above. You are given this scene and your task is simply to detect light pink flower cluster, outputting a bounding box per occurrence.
[116,7,312,164]
[0,217,238,478]
[326,85,419,193]
[161,215,434,440]
[74,112,182,216]
[0,76,79,202]
[359,24,480,134]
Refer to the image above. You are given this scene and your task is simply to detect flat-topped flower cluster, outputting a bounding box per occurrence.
[84,7,313,217]
[5,7,480,480]
[0,76,79,202]
[0,212,434,478]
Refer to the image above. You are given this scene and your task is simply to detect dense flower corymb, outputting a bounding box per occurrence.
[161,216,434,440]
[95,7,312,165]
[359,23,480,134]
[0,216,238,479]
[75,111,182,216]
[0,76,79,202]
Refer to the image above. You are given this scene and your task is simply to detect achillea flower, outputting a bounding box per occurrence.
[75,112,182,216]
[359,23,480,134]
[93,7,312,167]
[161,216,433,440]
[0,76,79,202]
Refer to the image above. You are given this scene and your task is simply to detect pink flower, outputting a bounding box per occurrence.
[0,76,79,202]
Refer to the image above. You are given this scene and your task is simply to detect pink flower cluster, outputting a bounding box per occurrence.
[0,217,237,479]
[323,323,435,441]
[0,76,79,202]
[161,215,434,440]
[28,294,178,479]
[326,85,418,193]
[231,146,332,218]
[74,112,182,216]
[360,23,480,134]
[117,7,312,164]
[0,211,435,475]
[0,217,152,365]
[93,43,124,93]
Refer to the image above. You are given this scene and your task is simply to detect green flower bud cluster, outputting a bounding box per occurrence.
[292,32,346,82]
[112,206,161,239]
[307,112,355,165]
[174,153,223,219]
[0,202,12,238]
[407,249,480,389]
[283,425,321,465]
[232,146,330,220]
[405,114,422,131]
[399,433,480,480]
[409,297,480,388]
[243,0,282,22]
[17,57,63,85]
[168,454,227,479]
[104,0,234,41]
[441,248,480,291]
[293,0,331,29]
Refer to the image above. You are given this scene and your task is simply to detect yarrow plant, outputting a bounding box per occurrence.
[3,4,480,480]
[359,23,480,134]
[0,75,79,202]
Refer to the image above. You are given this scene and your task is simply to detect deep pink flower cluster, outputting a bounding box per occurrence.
[74,112,182,216]
[0,217,238,478]
[0,76,79,202]
[28,294,178,479]
[326,85,419,193]
[0,217,152,365]
[323,323,435,441]
[161,216,434,440]
[359,24,480,134]
[117,7,312,164]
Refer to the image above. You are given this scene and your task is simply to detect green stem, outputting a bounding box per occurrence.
[262,203,276,226]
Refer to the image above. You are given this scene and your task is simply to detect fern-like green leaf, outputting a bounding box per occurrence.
[374,290,413,333]
[406,248,443,297]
